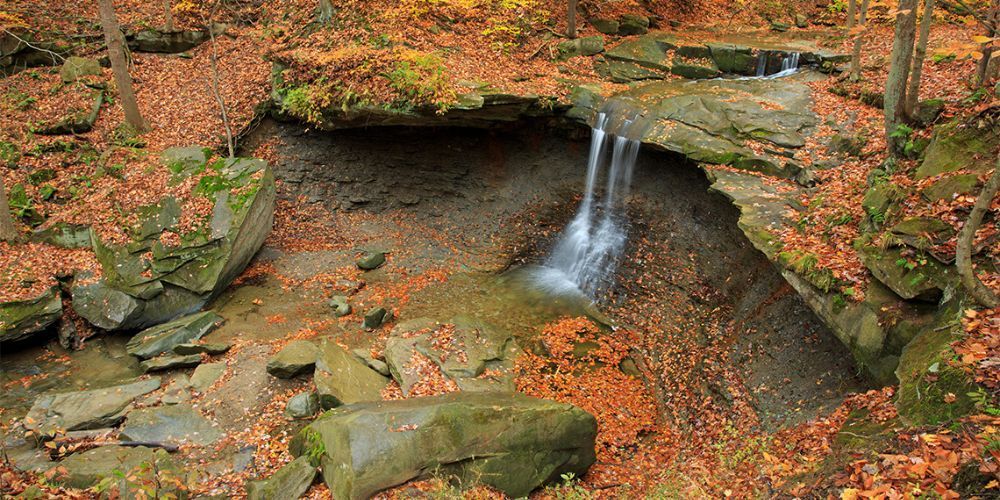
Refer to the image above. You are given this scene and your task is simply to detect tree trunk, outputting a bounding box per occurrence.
[850,0,871,81]
[884,0,919,156]
[204,2,234,158]
[163,0,174,32]
[847,0,858,28]
[317,0,334,23]
[956,160,1000,307]
[974,1,999,87]
[98,0,148,132]
[0,176,21,243]
[905,0,935,118]
[567,0,578,39]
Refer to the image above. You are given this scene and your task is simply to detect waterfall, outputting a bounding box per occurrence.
[533,101,647,299]
[752,50,801,78]
[755,51,768,77]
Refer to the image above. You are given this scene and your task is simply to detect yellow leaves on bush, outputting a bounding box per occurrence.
[0,11,28,28]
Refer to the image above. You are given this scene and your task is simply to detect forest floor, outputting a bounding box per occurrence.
[2,0,1000,498]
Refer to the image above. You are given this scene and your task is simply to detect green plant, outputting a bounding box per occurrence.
[827,0,848,13]
[967,388,1000,416]
[93,460,187,499]
[5,90,36,110]
[385,50,455,113]
[889,124,917,156]
[0,141,20,167]
[111,122,147,148]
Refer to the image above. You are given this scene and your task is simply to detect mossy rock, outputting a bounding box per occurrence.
[858,246,956,302]
[556,36,604,61]
[670,55,721,80]
[49,445,184,493]
[618,14,649,35]
[0,286,62,343]
[706,43,757,75]
[58,56,101,83]
[861,183,903,225]
[889,217,955,251]
[920,174,980,202]
[30,223,92,248]
[894,308,976,425]
[72,151,275,331]
[916,118,1000,179]
[589,18,619,35]
[288,392,597,499]
[604,35,673,71]
[595,58,664,83]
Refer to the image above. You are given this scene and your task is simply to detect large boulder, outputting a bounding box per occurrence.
[120,404,223,446]
[288,392,597,499]
[0,286,61,343]
[384,316,519,395]
[24,378,161,434]
[126,310,224,359]
[314,339,389,408]
[59,56,101,83]
[556,36,605,60]
[72,149,275,331]
[915,117,1000,179]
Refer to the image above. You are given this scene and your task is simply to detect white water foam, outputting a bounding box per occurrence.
[531,101,648,300]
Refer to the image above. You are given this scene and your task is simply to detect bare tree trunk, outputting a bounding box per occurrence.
[205,3,234,158]
[850,0,871,81]
[317,0,334,23]
[163,0,174,32]
[956,160,1000,307]
[0,176,20,243]
[905,0,935,118]
[974,1,999,87]
[884,0,919,156]
[98,0,148,132]
[567,0,578,39]
[847,0,858,28]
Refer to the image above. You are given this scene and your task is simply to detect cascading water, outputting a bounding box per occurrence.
[531,101,648,300]
[753,50,802,78]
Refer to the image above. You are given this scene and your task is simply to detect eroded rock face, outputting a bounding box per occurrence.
[289,392,597,499]
[72,148,275,331]
[25,378,161,434]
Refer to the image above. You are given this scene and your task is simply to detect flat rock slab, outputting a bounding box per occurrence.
[190,362,227,392]
[314,339,388,408]
[126,310,224,359]
[140,353,202,373]
[289,392,597,499]
[173,342,231,355]
[247,455,317,500]
[120,404,222,446]
[267,340,319,378]
[25,378,161,435]
[49,445,182,490]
